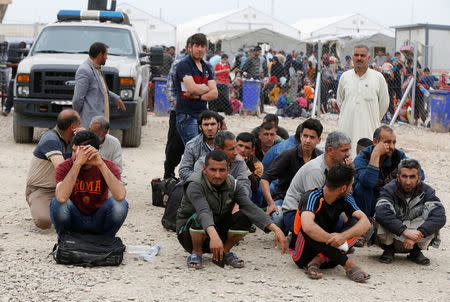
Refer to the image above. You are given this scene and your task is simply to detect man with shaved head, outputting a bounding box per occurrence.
[25,109,81,229]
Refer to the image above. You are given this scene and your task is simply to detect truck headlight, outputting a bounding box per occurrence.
[120,89,133,100]
[17,86,30,97]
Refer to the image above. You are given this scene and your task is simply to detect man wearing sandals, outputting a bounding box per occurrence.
[374,159,446,265]
[176,150,287,269]
[291,163,371,282]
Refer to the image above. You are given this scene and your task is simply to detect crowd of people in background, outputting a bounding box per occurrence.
[143,43,450,128]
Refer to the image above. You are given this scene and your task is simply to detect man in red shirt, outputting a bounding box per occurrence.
[50,130,127,237]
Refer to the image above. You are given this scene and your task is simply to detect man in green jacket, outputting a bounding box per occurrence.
[177,150,287,269]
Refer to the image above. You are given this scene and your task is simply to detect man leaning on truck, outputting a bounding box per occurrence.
[72,42,126,129]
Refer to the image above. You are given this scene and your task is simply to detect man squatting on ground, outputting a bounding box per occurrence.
[178,110,220,182]
[282,131,353,233]
[89,116,122,173]
[261,119,323,231]
[176,150,287,269]
[374,159,446,266]
[50,130,127,238]
[291,163,371,282]
[25,109,81,229]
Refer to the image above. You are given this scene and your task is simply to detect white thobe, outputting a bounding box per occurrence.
[337,68,389,157]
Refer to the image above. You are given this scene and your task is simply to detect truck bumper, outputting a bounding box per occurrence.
[14,98,137,129]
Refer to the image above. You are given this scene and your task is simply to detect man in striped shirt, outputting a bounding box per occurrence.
[291,163,371,283]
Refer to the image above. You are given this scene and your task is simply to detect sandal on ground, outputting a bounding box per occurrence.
[346,266,370,283]
[305,263,323,280]
[407,251,430,266]
[186,254,203,269]
[224,252,244,268]
[379,249,395,264]
[354,236,366,248]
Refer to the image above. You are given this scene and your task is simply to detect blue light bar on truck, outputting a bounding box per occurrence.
[57,10,124,23]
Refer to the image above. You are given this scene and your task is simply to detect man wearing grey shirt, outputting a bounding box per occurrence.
[194,131,251,197]
[282,131,353,232]
[89,116,122,173]
[177,151,287,269]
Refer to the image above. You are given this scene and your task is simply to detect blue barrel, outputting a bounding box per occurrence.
[242,79,262,114]
[430,90,450,132]
[153,77,170,116]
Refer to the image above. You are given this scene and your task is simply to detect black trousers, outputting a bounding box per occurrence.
[4,80,14,112]
[292,230,356,269]
[164,110,185,179]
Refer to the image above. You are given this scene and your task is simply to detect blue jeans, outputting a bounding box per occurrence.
[283,210,297,233]
[50,197,128,238]
[270,199,284,229]
[176,113,199,145]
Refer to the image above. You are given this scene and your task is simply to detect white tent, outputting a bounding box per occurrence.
[217,28,305,55]
[117,3,176,47]
[303,32,395,62]
[176,6,301,51]
[292,13,394,40]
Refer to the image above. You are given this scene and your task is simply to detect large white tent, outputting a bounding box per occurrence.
[176,6,301,51]
[217,28,305,55]
[117,3,176,47]
[292,13,394,41]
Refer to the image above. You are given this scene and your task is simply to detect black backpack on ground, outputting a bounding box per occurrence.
[151,177,179,207]
[161,180,185,231]
[53,232,126,267]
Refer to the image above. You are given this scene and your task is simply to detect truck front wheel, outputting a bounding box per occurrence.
[13,112,33,143]
[122,104,142,147]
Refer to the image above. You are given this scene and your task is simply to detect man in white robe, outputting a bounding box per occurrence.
[337,45,389,157]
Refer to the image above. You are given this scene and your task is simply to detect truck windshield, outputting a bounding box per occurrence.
[32,26,135,57]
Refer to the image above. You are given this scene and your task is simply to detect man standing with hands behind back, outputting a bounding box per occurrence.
[73,42,126,129]
[337,45,389,157]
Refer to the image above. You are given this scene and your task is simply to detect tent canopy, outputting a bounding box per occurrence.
[292,13,394,40]
[217,27,305,55]
[176,6,301,50]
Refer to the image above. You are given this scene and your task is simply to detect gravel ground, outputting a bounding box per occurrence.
[0,111,449,302]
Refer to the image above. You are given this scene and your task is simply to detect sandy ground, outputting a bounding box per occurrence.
[0,111,449,302]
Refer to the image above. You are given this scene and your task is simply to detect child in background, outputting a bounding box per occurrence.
[229,90,242,114]
[268,83,281,106]
[276,85,290,115]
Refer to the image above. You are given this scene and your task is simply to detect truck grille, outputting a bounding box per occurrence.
[30,66,119,99]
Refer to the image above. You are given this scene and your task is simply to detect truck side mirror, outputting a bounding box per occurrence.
[149,46,163,66]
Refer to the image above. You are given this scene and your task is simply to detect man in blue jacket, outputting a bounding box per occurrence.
[353,125,424,218]
[374,159,445,265]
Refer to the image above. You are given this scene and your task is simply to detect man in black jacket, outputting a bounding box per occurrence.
[375,159,446,265]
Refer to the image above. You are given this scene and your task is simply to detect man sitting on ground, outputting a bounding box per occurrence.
[261,119,323,229]
[236,132,264,201]
[179,110,220,181]
[375,159,445,265]
[254,122,279,161]
[194,131,251,197]
[251,113,290,140]
[50,130,127,237]
[25,109,81,229]
[353,125,424,218]
[356,137,373,156]
[283,131,353,233]
[176,151,287,269]
[291,163,371,282]
[89,116,122,173]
